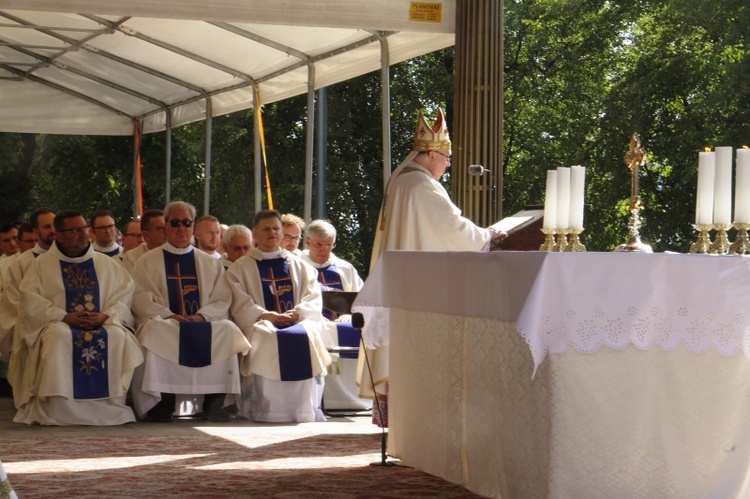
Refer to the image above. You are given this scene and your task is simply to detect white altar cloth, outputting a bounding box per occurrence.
[353,250,750,498]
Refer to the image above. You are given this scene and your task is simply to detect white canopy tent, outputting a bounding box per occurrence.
[0,1,456,216]
[0,1,455,135]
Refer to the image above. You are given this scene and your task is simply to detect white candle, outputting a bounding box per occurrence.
[556,167,571,229]
[543,170,557,229]
[735,148,750,224]
[569,165,586,229]
[713,146,733,225]
[696,150,715,225]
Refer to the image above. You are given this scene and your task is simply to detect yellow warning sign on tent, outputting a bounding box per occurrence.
[409,2,442,23]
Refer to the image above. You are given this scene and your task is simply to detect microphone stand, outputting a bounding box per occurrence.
[352,312,395,467]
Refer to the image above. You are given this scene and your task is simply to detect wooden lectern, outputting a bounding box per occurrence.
[491,205,545,251]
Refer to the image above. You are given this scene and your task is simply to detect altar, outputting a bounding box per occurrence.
[353,251,750,498]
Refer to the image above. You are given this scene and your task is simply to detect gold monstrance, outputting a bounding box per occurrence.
[615,132,653,252]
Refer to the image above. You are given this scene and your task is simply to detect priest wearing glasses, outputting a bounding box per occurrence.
[130,201,250,422]
[11,209,143,425]
[363,108,507,425]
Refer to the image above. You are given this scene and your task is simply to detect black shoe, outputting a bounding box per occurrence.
[144,393,175,422]
[204,393,231,423]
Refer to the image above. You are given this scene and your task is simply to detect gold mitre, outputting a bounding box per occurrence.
[413,108,451,152]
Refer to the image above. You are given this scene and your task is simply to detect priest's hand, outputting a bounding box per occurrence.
[259,311,300,328]
[63,311,108,330]
[489,227,508,243]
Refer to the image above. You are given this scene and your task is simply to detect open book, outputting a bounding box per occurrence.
[491,215,534,235]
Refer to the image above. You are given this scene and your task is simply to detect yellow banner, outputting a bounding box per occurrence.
[409,2,442,23]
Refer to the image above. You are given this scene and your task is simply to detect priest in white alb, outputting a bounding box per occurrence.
[0,207,56,364]
[300,219,371,412]
[10,210,143,425]
[130,201,251,422]
[362,108,507,425]
[226,209,330,422]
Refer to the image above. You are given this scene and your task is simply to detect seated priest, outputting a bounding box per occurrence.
[10,210,143,425]
[121,209,167,276]
[0,208,56,365]
[220,224,253,269]
[226,209,330,422]
[89,210,123,258]
[130,201,251,422]
[300,219,371,412]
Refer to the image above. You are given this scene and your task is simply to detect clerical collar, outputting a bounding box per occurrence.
[93,242,120,253]
[164,242,194,255]
[54,241,92,261]
[32,243,49,255]
[302,250,332,268]
[260,249,282,259]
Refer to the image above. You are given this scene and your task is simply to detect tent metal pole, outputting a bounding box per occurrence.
[316,87,327,220]
[380,34,391,189]
[165,109,172,204]
[132,119,140,219]
[204,97,212,215]
[303,63,315,225]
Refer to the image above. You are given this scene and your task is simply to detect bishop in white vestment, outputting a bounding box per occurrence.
[10,211,143,425]
[227,210,330,422]
[362,109,505,425]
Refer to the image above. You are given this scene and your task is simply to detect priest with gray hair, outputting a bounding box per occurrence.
[300,219,370,412]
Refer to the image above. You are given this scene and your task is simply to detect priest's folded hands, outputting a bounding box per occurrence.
[62,311,108,330]
[258,310,299,328]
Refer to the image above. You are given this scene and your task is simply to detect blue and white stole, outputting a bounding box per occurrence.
[163,250,212,368]
[60,258,109,399]
[257,257,313,381]
[317,264,360,359]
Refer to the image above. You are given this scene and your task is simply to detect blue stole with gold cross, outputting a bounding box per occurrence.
[317,264,360,360]
[60,258,109,399]
[163,250,212,368]
[257,257,313,381]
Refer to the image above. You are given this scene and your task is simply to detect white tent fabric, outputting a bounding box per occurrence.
[0,1,455,135]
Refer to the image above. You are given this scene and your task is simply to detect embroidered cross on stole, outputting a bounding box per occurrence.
[257,258,313,381]
[60,258,109,399]
[163,251,212,367]
[317,264,360,359]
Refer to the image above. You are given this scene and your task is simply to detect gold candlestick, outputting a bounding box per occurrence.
[539,228,557,251]
[709,223,732,254]
[564,228,586,252]
[729,223,750,255]
[615,132,653,253]
[553,229,567,252]
[689,224,713,254]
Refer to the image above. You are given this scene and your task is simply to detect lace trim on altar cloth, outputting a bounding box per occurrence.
[517,304,750,373]
[352,305,390,349]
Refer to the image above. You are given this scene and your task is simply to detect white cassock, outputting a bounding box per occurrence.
[0,245,46,363]
[130,243,250,417]
[121,242,148,276]
[0,253,14,299]
[362,155,491,400]
[226,247,330,422]
[10,242,143,425]
[300,251,371,411]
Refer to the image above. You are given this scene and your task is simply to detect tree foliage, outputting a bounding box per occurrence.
[1,0,748,272]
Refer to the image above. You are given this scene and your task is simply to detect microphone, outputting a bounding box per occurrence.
[468,164,488,176]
